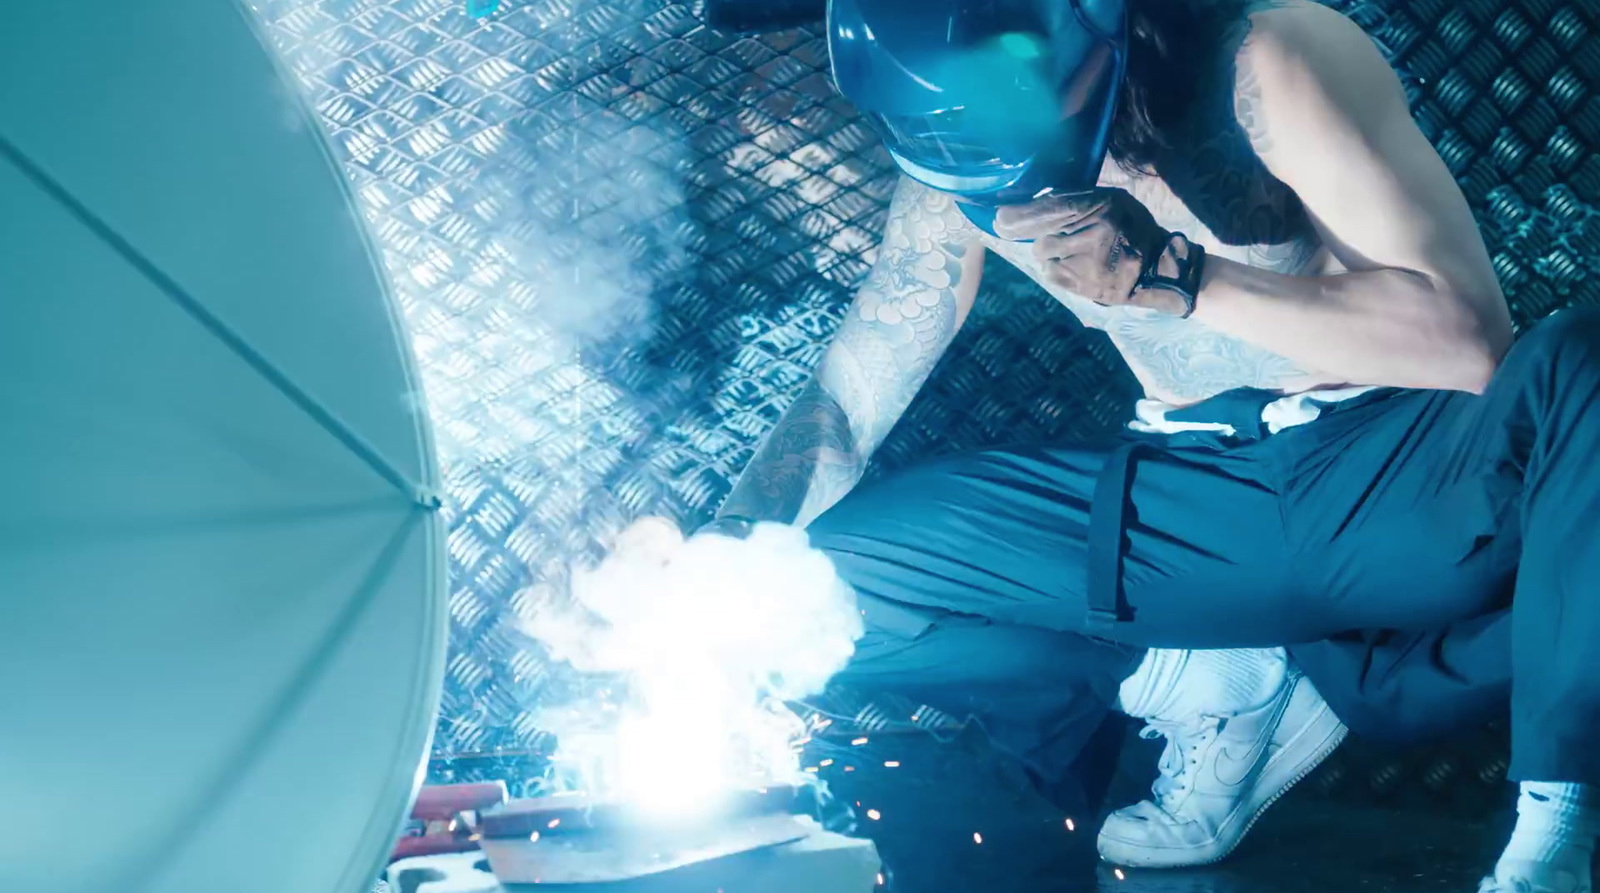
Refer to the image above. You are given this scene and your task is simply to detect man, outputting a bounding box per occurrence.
[690,1,1595,890]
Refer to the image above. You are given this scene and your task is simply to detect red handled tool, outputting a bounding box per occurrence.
[390,782,508,863]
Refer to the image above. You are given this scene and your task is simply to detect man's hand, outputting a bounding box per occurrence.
[993,188,1190,316]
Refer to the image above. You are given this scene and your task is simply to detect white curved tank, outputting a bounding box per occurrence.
[0,3,447,892]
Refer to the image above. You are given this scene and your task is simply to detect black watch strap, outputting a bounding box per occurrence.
[1133,233,1206,319]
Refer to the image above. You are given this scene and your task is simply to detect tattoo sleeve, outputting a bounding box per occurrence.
[717,179,976,527]
[1233,19,1273,156]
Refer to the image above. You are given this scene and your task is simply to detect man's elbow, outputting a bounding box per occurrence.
[1448,345,1498,395]
[1441,301,1512,395]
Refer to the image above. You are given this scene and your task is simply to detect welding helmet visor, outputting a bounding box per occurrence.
[829,0,1126,207]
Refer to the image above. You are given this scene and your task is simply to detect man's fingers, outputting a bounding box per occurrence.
[993,192,1109,238]
[1032,226,1104,263]
[994,198,1102,238]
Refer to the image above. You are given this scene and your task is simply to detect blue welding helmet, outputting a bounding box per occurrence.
[828,0,1126,235]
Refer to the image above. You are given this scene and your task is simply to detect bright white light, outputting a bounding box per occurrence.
[525,519,863,815]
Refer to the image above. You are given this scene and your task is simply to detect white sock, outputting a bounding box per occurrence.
[1494,782,1598,887]
[1116,647,1288,721]
[1116,648,1189,718]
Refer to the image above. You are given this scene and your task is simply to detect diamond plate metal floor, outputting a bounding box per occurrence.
[1095,801,1505,893]
[816,726,1556,893]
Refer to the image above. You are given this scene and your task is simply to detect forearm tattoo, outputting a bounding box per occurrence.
[719,180,971,526]
[716,380,863,525]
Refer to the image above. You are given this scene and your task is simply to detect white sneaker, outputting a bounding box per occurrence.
[1477,860,1593,893]
[1097,670,1348,868]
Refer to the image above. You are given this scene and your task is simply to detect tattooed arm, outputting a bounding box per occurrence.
[717,178,984,527]
[1189,4,1512,392]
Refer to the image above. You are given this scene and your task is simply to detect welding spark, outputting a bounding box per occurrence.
[524,520,864,816]
[883,761,900,768]
[852,737,870,746]
[1065,818,1076,832]
[1114,869,1126,881]
[973,832,983,845]
[867,809,882,821]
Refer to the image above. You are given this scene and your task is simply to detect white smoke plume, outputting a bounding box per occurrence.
[257,0,868,809]
[524,518,865,813]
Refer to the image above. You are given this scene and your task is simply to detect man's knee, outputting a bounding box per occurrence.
[808,445,1085,547]
[805,454,982,599]
[807,458,953,549]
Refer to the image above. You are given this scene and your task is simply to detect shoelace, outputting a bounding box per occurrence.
[1140,716,1222,813]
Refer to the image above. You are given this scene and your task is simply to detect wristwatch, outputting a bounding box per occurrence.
[1134,232,1207,319]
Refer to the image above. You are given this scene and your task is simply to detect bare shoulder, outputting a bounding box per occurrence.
[1233,1,1405,155]
[1240,0,1374,64]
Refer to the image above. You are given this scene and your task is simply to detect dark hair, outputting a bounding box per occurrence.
[1108,0,1258,172]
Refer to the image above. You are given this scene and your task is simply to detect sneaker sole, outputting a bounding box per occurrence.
[1098,676,1349,869]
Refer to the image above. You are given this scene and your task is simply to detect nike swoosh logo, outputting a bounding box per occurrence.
[1212,679,1298,788]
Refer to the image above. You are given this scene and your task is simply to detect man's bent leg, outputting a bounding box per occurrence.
[1269,309,1600,781]
[1477,310,1600,892]
[1290,609,1511,746]
[809,440,1297,640]
[807,439,1347,867]
[809,443,1167,805]
[833,616,1143,812]
[1272,308,1600,891]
